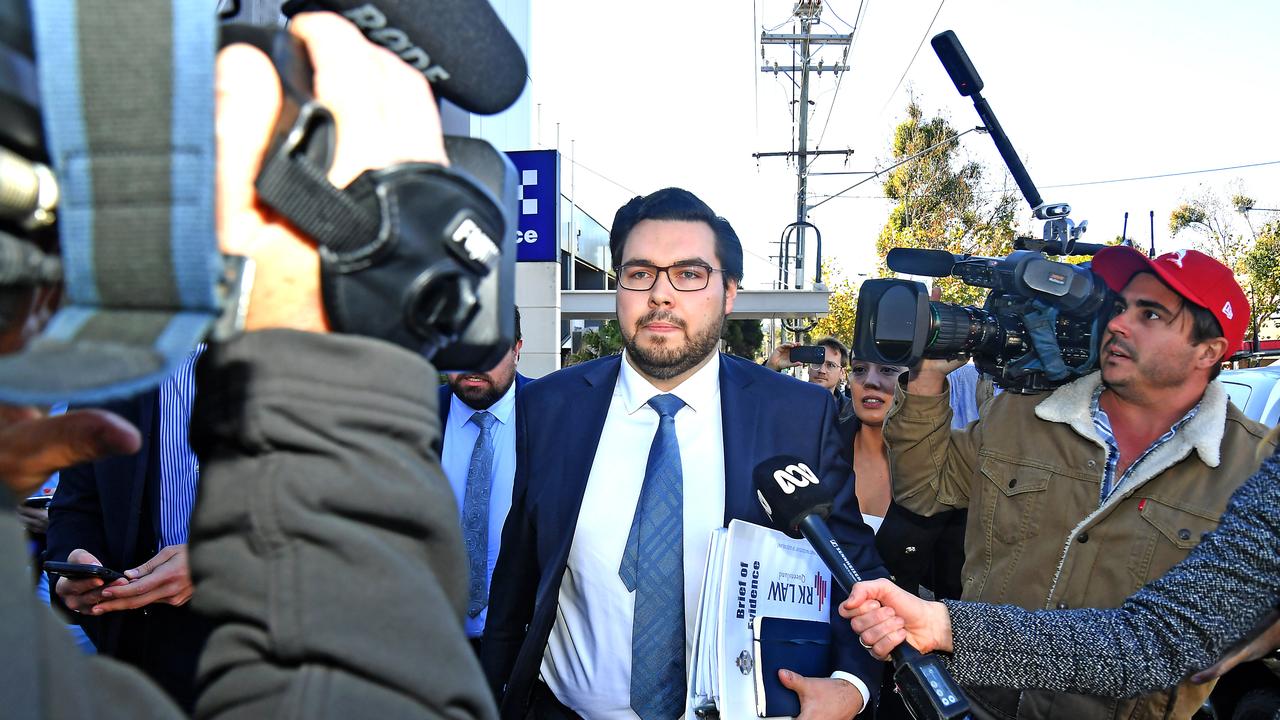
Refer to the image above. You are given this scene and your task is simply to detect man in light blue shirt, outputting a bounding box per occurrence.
[438,308,529,651]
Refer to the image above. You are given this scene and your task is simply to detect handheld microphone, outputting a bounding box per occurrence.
[281,0,528,115]
[753,455,972,720]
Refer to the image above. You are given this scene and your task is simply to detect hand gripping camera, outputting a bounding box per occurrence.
[853,31,1118,394]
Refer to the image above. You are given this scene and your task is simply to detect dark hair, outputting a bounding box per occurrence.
[513,305,522,344]
[608,187,744,287]
[814,336,849,367]
[1186,302,1225,379]
[1141,271,1226,379]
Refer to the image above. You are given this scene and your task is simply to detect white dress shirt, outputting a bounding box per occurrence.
[542,352,726,719]
[440,381,518,639]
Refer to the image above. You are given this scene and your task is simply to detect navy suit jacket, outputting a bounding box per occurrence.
[45,390,211,710]
[481,353,887,717]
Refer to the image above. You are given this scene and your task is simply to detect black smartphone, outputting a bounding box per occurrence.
[43,561,126,584]
[789,345,827,365]
[22,494,53,509]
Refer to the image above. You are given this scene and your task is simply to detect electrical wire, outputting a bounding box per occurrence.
[878,0,946,115]
[824,1,857,30]
[809,125,981,210]
[1039,159,1280,190]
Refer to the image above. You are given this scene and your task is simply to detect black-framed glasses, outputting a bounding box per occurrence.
[616,262,724,292]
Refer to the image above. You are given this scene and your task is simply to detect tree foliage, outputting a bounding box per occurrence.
[1169,186,1280,343]
[722,319,764,359]
[810,262,860,344]
[566,320,623,365]
[875,101,1019,308]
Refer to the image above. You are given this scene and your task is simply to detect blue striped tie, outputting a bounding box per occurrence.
[463,411,497,619]
[620,393,686,720]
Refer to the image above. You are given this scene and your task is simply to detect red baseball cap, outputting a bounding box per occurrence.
[1092,246,1248,359]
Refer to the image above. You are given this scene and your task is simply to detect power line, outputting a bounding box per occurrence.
[1040,159,1280,190]
[824,0,860,31]
[879,0,946,115]
[809,125,981,210]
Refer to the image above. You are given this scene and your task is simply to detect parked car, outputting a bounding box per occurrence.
[1220,364,1280,428]
[1195,364,1280,720]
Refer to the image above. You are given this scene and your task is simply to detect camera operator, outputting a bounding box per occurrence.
[882,247,1273,720]
[0,12,495,719]
[840,434,1280,700]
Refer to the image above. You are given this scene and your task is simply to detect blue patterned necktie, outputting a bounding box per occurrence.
[462,410,497,618]
[619,393,687,720]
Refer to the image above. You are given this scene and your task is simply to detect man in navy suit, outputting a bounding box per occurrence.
[439,306,531,653]
[483,188,886,719]
[46,379,212,712]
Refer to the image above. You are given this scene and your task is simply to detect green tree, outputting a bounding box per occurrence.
[721,319,764,360]
[875,101,1019,307]
[1169,187,1280,345]
[566,320,623,365]
[811,262,859,344]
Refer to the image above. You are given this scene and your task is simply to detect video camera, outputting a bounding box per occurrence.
[853,30,1117,394]
[0,0,526,404]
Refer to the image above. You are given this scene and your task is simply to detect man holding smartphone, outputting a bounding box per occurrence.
[46,348,210,711]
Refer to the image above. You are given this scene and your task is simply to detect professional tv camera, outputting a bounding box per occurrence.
[853,30,1117,394]
[0,0,525,404]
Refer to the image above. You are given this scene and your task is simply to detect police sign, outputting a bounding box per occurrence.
[505,150,559,262]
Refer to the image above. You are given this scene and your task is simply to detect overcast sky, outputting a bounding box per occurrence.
[526,0,1280,289]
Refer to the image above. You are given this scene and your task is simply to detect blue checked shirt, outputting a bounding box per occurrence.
[158,345,204,547]
[1091,385,1200,503]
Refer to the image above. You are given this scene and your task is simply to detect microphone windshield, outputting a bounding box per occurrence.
[752,455,836,539]
[282,0,528,115]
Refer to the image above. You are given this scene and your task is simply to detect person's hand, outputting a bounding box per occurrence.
[765,342,802,372]
[0,406,140,497]
[216,11,448,333]
[779,671,864,719]
[93,544,193,613]
[905,356,967,396]
[16,504,49,535]
[1190,616,1280,684]
[54,548,128,615]
[840,578,953,660]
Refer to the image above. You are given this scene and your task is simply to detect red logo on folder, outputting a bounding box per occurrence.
[814,574,828,612]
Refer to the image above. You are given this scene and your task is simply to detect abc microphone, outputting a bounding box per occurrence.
[753,456,972,720]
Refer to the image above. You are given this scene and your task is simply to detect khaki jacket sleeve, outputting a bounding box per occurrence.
[882,379,982,516]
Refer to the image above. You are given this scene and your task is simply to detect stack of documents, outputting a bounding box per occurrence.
[688,520,833,719]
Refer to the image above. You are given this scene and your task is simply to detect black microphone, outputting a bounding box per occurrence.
[281,0,527,115]
[886,248,957,278]
[753,455,972,720]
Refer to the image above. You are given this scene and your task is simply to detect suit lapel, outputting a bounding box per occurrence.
[552,357,619,529]
[719,356,761,526]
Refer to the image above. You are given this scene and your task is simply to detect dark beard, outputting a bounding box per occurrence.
[624,308,725,381]
[449,375,512,410]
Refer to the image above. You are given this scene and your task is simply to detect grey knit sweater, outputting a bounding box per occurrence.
[942,449,1280,697]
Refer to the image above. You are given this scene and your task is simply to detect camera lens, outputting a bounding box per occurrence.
[925,303,1005,357]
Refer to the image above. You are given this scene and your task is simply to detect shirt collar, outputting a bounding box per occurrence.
[618,350,721,416]
[450,378,518,428]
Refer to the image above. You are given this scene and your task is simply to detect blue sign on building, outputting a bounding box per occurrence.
[506,150,560,263]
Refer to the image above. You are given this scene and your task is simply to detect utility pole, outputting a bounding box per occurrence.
[759,1,851,290]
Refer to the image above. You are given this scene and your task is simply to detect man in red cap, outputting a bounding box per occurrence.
[879,247,1274,720]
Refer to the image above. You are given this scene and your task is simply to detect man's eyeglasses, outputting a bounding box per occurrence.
[616,262,724,292]
[807,361,843,373]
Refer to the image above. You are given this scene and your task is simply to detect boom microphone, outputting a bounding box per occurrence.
[753,456,972,720]
[281,0,527,115]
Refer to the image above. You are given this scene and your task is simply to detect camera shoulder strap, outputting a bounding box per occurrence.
[0,0,222,405]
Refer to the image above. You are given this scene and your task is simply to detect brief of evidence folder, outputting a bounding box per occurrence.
[688,519,835,719]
